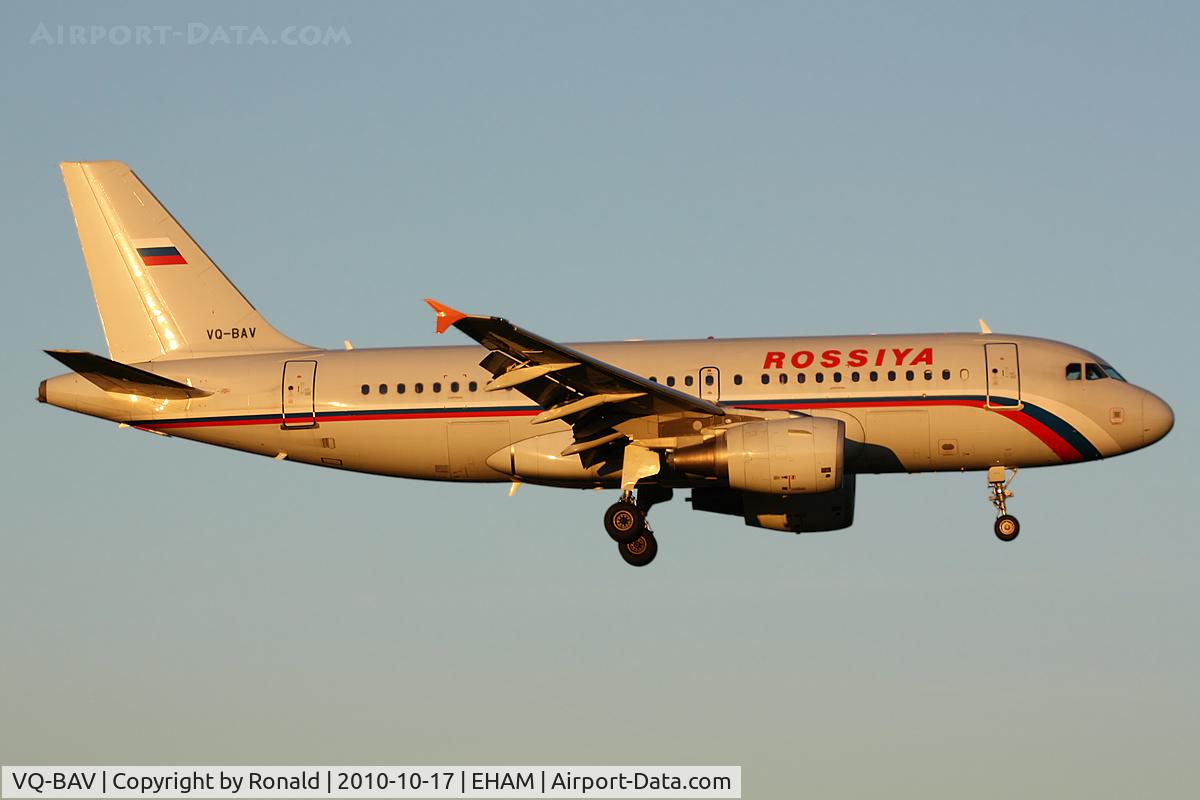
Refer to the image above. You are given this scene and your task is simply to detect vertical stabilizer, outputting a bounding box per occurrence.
[60,161,310,363]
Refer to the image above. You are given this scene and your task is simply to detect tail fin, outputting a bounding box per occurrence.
[60,161,310,362]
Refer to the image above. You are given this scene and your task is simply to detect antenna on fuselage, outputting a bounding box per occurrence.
[978,319,992,334]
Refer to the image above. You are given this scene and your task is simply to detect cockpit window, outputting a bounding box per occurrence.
[1099,362,1127,382]
[1065,363,1082,381]
[1085,363,1107,381]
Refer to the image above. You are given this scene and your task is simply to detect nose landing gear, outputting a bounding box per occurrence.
[988,465,1020,541]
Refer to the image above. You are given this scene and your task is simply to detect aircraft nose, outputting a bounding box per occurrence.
[1142,392,1174,446]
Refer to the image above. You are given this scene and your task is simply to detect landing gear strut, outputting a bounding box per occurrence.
[605,485,673,566]
[988,466,1020,542]
[605,446,669,567]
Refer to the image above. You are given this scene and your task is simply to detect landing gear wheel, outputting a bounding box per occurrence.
[604,501,645,544]
[618,532,658,567]
[994,514,1020,542]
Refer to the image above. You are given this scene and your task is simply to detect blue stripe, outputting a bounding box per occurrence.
[136,246,181,257]
[129,405,540,427]
[131,396,1101,461]
[726,394,984,408]
[1020,402,1102,460]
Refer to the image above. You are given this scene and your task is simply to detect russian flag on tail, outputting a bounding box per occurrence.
[133,238,187,266]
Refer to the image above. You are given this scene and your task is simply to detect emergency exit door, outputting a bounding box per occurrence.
[282,360,317,428]
[984,344,1021,408]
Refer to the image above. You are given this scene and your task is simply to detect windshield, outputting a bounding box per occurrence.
[1077,360,1128,382]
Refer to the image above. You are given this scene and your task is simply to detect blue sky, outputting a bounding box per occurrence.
[1,3,1196,796]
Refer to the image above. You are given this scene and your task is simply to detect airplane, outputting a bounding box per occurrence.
[39,161,1174,566]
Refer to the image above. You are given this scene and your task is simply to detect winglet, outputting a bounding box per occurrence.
[425,298,467,334]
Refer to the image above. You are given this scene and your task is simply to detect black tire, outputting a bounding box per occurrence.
[618,532,658,567]
[994,514,1020,542]
[604,501,644,544]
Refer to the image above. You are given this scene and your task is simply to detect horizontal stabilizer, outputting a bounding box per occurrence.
[44,349,212,399]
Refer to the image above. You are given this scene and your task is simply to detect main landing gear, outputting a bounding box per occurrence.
[604,486,672,567]
[988,465,1020,542]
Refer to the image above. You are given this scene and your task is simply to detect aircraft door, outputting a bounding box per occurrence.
[984,344,1021,408]
[699,366,720,401]
[282,360,318,428]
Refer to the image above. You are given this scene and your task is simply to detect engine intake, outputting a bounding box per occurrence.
[669,417,845,495]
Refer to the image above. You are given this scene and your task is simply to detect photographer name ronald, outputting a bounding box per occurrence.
[1,766,741,798]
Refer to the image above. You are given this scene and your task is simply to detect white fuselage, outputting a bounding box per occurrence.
[41,332,1172,486]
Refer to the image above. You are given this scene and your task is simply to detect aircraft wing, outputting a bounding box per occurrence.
[426,299,725,457]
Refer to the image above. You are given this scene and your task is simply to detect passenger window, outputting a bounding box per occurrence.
[468,381,477,392]
[397,383,406,394]
[833,372,842,383]
[815,373,825,383]
[649,376,657,383]
[851,372,860,382]
[705,374,714,386]
[1065,363,1082,381]
[666,376,676,387]
[733,374,743,385]
[924,370,932,381]
[361,384,370,395]
[1085,363,1106,381]
[684,375,694,387]
[888,371,896,381]
[869,371,878,382]
[779,373,788,384]
[905,370,914,381]
[761,374,770,385]
[379,383,388,395]
[433,382,442,393]
[797,373,806,384]
[415,383,424,394]
[942,369,950,380]
[450,381,460,393]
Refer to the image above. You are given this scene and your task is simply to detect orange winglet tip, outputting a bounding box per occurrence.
[425,298,467,334]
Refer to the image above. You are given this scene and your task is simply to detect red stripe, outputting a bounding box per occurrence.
[336,409,540,422]
[991,408,1083,463]
[739,398,987,411]
[141,254,188,266]
[141,408,541,430]
[734,398,1082,462]
[137,401,1083,462]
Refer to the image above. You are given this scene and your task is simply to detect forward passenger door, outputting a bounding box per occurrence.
[984,344,1021,408]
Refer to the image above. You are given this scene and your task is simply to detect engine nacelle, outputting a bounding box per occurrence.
[670,417,845,495]
[690,475,857,533]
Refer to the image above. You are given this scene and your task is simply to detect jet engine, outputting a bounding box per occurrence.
[668,416,845,495]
